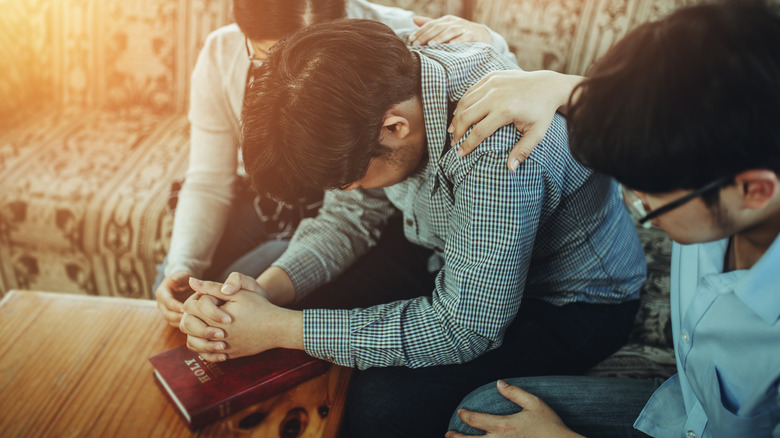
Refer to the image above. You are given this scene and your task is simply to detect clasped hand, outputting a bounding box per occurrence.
[178,272,301,362]
[409,15,493,47]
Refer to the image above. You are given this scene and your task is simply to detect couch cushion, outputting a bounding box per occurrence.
[0,107,188,298]
[471,0,704,75]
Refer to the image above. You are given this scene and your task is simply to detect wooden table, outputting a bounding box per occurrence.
[0,291,351,437]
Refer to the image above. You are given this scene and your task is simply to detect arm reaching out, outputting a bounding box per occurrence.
[449,70,584,171]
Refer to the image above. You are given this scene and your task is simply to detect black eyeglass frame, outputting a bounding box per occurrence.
[635,176,733,225]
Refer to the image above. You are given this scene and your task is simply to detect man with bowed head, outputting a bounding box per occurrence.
[154,0,518,328]
[177,18,646,437]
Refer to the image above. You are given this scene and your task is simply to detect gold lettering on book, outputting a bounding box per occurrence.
[184,358,212,384]
[202,357,225,377]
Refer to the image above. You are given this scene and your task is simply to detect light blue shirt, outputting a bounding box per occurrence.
[635,234,780,437]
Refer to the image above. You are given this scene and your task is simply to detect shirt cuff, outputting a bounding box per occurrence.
[273,248,331,298]
[163,258,204,279]
[303,308,353,367]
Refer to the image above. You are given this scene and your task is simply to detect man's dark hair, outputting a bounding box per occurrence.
[241,19,421,203]
[568,0,780,196]
[233,0,346,41]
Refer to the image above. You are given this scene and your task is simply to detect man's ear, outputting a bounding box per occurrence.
[734,170,779,210]
[381,114,411,140]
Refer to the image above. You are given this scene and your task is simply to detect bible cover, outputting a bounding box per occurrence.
[149,345,330,430]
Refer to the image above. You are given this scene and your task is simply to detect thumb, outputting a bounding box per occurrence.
[219,271,263,295]
[413,16,432,26]
[508,128,544,172]
[188,277,234,302]
[496,380,537,408]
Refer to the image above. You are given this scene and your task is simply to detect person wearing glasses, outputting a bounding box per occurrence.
[446,1,780,437]
[154,0,517,328]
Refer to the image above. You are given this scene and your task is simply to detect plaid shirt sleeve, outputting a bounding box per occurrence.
[304,124,548,369]
[272,187,398,298]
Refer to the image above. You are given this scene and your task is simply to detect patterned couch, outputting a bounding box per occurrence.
[0,0,695,378]
[1,1,234,298]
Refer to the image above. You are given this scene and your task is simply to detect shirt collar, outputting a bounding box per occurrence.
[416,51,451,167]
[732,234,780,324]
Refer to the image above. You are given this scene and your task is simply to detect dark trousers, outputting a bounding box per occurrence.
[291,215,439,310]
[292,218,640,438]
[343,298,639,438]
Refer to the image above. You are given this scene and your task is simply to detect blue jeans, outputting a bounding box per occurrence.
[448,376,664,437]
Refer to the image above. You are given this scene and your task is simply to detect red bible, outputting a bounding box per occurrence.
[149,345,331,430]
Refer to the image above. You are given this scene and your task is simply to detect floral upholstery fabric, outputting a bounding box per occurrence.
[470,0,703,75]
[0,0,233,297]
[0,108,187,298]
[1,0,233,119]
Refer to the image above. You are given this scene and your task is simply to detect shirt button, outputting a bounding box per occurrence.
[681,332,690,343]
[405,218,414,226]
[686,430,696,438]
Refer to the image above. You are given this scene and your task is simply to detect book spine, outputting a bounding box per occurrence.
[153,371,220,431]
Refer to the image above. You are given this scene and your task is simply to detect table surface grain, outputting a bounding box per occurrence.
[0,290,350,438]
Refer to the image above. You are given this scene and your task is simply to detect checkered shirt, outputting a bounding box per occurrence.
[273,43,647,369]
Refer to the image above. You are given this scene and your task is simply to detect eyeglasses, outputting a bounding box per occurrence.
[622,176,733,228]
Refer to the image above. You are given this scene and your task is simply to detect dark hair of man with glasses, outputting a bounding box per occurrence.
[446,2,780,438]
[567,1,780,239]
[567,0,780,245]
